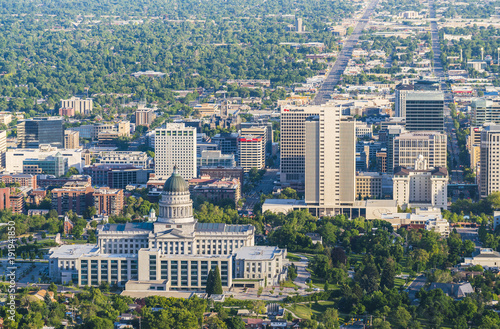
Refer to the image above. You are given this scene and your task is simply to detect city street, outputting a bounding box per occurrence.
[312,0,379,105]
[242,169,279,212]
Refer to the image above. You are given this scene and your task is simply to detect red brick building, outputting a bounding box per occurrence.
[0,174,37,189]
[93,187,124,216]
[51,181,94,216]
[0,187,25,214]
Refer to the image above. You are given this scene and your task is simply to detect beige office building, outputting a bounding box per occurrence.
[0,130,6,169]
[480,124,500,198]
[154,123,197,179]
[117,121,130,137]
[64,130,80,149]
[469,126,482,172]
[356,172,382,199]
[60,97,93,115]
[303,107,356,208]
[238,135,265,172]
[393,131,447,169]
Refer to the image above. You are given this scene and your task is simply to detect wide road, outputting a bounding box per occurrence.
[312,0,379,105]
[428,0,465,187]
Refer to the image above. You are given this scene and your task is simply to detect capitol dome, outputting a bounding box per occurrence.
[163,166,189,194]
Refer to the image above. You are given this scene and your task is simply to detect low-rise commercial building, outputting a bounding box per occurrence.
[22,153,68,177]
[380,210,450,236]
[462,248,500,269]
[197,150,235,169]
[6,145,82,174]
[83,164,152,188]
[199,167,244,185]
[94,151,152,168]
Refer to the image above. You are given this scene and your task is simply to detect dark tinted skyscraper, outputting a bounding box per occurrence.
[405,91,444,132]
[17,117,64,148]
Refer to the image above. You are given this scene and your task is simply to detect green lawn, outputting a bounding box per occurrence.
[281,280,298,289]
[394,277,407,290]
[287,253,301,262]
[286,301,337,320]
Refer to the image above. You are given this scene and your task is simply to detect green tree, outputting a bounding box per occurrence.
[389,306,411,328]
[48,282,58,296]
[82,316,114,329]
[320,308,339,328]
[225,316,245,329]
[380,258,395,290]
[206,266,223,295]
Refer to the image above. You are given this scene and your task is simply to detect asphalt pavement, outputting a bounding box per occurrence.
[312,0,380,105]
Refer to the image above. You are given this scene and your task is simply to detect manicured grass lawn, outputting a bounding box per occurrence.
[287,253,301,262]
[287,301,337,319]
[281,280,298,289]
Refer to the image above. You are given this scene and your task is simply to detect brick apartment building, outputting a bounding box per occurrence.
[93,187,124,216]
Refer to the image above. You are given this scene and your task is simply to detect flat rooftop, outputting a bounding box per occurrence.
[48,244,99,259]
[234,246,284,260]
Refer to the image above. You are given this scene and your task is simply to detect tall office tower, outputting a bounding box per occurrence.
[281,106,325,191]
[472,98,500,126]
[60,97,93,115]
[64,130,80,149]
[394,84,414,118]
[135,107,157,127]
[17,117,64,149]
[480,124,500,198]
[300,106,355,206]
[0,130,6,169]
[393,131,447,169]
[405,91,444,131]
[154,123,197,180]
[238,135,265,172]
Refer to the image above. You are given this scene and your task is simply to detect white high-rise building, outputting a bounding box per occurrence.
[154,123,197,180]
[238,135,265,172]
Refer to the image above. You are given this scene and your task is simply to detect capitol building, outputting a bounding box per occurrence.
[48,168,288,292]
